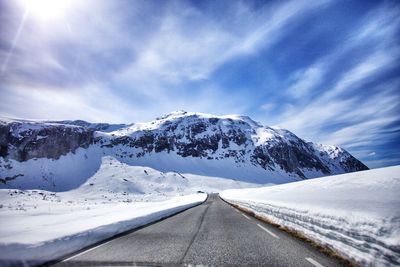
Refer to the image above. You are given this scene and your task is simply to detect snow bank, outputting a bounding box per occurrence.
[0,193,207,266]
[220,166,400,266]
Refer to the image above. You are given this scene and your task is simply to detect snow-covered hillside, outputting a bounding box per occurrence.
[0,111,367,190]
[46,119,131,132]
[0,112,389,266]
[220,166,400,266]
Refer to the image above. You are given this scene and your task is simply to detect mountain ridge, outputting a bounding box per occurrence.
[0,111,368,189]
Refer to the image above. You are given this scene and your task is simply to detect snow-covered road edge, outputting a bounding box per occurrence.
[219,195,399,266]
[220,166,400,266]
[0,193,207,266]
[219,197,352,261]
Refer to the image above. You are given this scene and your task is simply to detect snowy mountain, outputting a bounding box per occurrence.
[46,120,131,133]
[0,111,367,190]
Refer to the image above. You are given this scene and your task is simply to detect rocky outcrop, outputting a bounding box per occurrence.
[102,112,368,177]
[46,120,130,132]
[0,121,94,161]
[0,112,368,179]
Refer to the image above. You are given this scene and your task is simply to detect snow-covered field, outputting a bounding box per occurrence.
[220,166,400,266]
[0,192,206,266]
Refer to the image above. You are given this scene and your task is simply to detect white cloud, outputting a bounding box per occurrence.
[284,4,400,99]
[260,103,276,112]
[1,0,399,168]
[0,83,139,123]
[118,0,330,86]
[279,74,400,148]
[265,2,400,158]
[286,66,324,98]
[325,49,399,99]
[1,0,334,123]
[350,4,400,45]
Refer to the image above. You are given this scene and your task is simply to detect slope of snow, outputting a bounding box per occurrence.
[0,191,206,266]
[220,166,400,266]
[106,148,298,184]
[0,146,103,191]
[1,151,260,192]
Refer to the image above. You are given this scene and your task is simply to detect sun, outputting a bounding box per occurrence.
[21,0,72,21]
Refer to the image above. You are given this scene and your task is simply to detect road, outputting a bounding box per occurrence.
[55,194,343,266]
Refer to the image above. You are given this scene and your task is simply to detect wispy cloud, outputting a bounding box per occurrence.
[286,66,324,99]
[0,0,399,167]
[285,4,400,99]
[280,56,399,145]
[252,2,400,168]
[117,0,331,86]
[1,0,332,122]
[0,83,139,122]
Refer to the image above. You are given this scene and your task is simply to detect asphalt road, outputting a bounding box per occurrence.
[55,194,343,266]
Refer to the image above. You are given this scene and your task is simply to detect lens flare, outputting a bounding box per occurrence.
[22,0,71,20]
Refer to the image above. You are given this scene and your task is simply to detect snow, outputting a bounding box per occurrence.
[0,191,207,266]
[0,118,84,139]
[0,146,103,191]
[0,112,379,265]
[312,143,343,159]
[1,150,261,192]
[220,166,400,266]
[45,120,131,132]
[110,148,296,184]
[253,127,276,145]
[0,152,258,265]
[1,112,363,185]
[109,111,262,136]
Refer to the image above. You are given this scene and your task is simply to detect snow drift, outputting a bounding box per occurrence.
[220,166,400,266]
[0,193,207,266]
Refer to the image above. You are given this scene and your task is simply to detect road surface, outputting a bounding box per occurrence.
[55,194,343,266]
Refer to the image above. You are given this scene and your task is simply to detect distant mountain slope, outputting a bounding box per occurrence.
[100,111,367,178]
[46,120,131,132]
[0,112,368,190]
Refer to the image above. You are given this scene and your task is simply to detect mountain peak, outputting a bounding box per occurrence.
[0,112,368,188]
[155,111,262,128]
[161,110,188,118]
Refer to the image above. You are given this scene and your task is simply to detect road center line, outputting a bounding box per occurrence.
[305,257,325,267]
[256,224,280,239]
[242,213,251,220]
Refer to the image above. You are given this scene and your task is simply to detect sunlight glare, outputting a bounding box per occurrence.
[22,0,72,20]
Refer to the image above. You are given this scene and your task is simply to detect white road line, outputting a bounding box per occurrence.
[305,257,325,267]
[256,224,280,239]
[242,213,251,220]
[62,239,114,262]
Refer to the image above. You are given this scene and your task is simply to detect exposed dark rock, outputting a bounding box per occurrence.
[0,113,368,179]
[0,122,94,161]
[339,150,369,171]
[0,174,24,184]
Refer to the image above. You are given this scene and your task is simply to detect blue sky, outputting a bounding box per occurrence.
[0,0,399,168]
